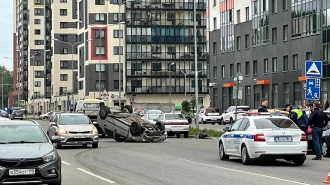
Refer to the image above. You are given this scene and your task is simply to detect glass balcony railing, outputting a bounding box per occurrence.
[126,52,208,60]
[126,18,206,27]
[126,69,209,77]
[126,35,206,43]
[126,85,208,93]
[126,1,206,10]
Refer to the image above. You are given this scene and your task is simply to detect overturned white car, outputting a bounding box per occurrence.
[97,104,167,142]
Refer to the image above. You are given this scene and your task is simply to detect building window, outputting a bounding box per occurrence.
[237,63,241,72]
[283,83,289,106]
[113,80,123,90]
[35,81,41,87]
[252,0,269,46]
[34,29,41,35]
[113,13,123,22]
[213,66,217,79]
[34,40,42,45]
[95,30,105,39]
[96,80,105,89]
[60,9,67,16]
[245,61,250,75]
[213,42,217,55]
[35,0,41,4]
[219,9,234,52]
[34,19,41,24]
[95,13,105,21]
[60,22,68,28]
[245,34,249,49]
[272,0,277,13]
[236,36,241,50]
[60,61,68,68]
[321,80,328,103]
[95,0,105,5]
[60,48,68,54]
[34,60,41,66]
[272,84,278,108]
[60,0,67,2]
[253,60,258,75]
[213,17,217,30]
[292,54,298,70]
[113,30,123,38]
[60,35,68,42]
[245,7,249,21]
[264,59,268,73]
[33,92,41,98]
[114,63,123,72]
[60,74,68,81]
[306,52,312,60]
[229,64,234,77]
[113,46,123,55]
[95,46,105,55]
[237,10,240,23]
[282,0,287,10]
[245,86,251,107]
[222,88,227,110]
[59,87,67,95]
[272,57,277,72]
[34,8,42,15]
[272,27,277,43]
[35,71,42,77]
[213,0,216,6]
[213,88,218,108]
[283,25,288,41]
[283,55,288,71]
[96,64,105,71]
[221,65,225,78]
[293,82,301,106]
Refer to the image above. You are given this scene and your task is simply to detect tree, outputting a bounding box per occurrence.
[181,100,191,113]
[0,66,13,109]
[190,97,196,112]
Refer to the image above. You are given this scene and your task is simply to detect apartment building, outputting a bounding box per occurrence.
[124,0,209,107]
[209,0,329,111]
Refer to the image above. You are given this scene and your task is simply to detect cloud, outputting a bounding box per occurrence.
[0,2,13,69]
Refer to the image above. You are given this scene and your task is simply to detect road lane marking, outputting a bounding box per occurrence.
[77,168,116,184]
[62,161,71,165]
[164,156,310,185]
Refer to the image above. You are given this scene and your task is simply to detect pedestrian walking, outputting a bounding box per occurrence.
[308,101,329,160]
[257,98,269,112]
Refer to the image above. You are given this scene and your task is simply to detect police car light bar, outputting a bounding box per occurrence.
[244,112,282,116]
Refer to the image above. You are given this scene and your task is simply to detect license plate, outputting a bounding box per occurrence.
[9,169,35,176]
[171,126,183,129]
[74,135,86,138]
[274,136,292,142]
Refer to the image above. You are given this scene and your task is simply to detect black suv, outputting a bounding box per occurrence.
[0,120,62,185]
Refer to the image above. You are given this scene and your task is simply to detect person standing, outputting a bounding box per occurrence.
[258,98,269,112]
[308,101,329,160]
[289,105,308,132]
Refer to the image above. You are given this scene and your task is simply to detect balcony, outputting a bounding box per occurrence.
[126,1,206,10]
[126,18,206,27]
[126,35,206,44]
[23,65,28,71]
[23,86,28,91]
[23,75,28,80]
[126,85,208,94]
[45,92,51,98]
[126,69,208,77]
[45,79,51,86]
[127,52,207,60]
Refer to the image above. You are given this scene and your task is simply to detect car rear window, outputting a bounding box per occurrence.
[237,107,250,111]
[206,109,220,113]
[254,118,299,129]
[164,114,185,120]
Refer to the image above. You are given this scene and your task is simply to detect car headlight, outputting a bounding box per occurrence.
[57,128,68,135]
[42,151,57,163]
[92,127,98,134]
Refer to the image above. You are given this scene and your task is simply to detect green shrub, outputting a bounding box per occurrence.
[189,126,223,137]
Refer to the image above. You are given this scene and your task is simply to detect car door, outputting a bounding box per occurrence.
[232,118,250,155]
[225,119,243,154]
[222,107,233,122]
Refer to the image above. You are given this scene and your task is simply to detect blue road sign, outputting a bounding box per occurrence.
[305,78,320,100]
[305,61,322,78]
[67,100,71,107]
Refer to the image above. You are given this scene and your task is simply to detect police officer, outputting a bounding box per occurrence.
[258,98,269,112]
[289,105,308,132]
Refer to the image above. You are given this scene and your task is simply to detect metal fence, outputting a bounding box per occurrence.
[131,103,175,113]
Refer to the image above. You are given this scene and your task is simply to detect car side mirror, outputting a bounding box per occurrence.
[223,111,227,114]
[51,136,62,143]
[50,122,57,126]
[223,126,230,132]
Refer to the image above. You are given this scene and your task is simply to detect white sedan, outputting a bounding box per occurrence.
[218,113,308,165]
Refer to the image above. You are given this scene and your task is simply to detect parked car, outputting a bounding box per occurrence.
[0,120,62,184]
[157,113,190,138]
[322,122,330,157]
[10,110,24,120]
[219,112,307,165]
[198,107,222,124]
[47,113,99,148]
[143,113,162,124]
[39,111,53,120]
[221,106,251,124]
[0,110,9,118]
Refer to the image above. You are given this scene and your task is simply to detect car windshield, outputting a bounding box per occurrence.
[59,115,90,125]
[0,125,48,143]
[83,103,100,108]
[148,115,160,120]
[206,109,220,113]
[164,114,185,120]
[254,118,300,129]
[148,110,162,114]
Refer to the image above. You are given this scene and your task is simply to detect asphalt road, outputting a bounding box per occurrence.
[34,120,329,185]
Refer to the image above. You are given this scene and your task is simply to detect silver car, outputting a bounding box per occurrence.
[47,113,99,148]
[158,113,189,138]
[143,114,162,124]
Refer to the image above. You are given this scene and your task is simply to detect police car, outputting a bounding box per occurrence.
[219,112,308,165]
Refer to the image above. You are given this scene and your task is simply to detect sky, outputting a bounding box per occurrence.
[0,2,13,70]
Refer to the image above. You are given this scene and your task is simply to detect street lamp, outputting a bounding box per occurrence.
[53,38,92,111]
[77,21,125,100]
[193,0,199,129]
[234,72,243,121]
[181,70,202,101]
[169,63,174,112]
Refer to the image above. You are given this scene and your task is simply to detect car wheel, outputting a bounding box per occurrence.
[124,105,133,113]
[188,118,192,124]
[220,118,224,125]
[92,143,99,148]
[155,121,165,131]
[202,119,207,124]
[322,140,330,157]
[229,118,233,125]
[176,133,180,138]
[55,142,62,149]
[99,106,110,120]
[130,121,142,136]
[293,159,305,165]
[241,145,252,165]
[219,142,229,160]
[184,132,188,138]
